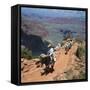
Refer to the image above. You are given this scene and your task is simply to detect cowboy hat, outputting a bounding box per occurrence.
[48,44,52,48]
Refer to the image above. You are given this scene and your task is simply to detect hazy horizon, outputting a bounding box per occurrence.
[21,7,85,19]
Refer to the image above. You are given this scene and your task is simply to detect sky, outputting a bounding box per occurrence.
[21,7,85,19]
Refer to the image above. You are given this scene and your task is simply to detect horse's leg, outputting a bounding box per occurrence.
[40,63,43,68]
[51,59,55,69]
[65,48,68,54]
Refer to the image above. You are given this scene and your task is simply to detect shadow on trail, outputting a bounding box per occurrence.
[41,67,55,76]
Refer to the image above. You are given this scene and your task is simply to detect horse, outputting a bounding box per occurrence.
[39,54,55,70]
[65,42,72,54]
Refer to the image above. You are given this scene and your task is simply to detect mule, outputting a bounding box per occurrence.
[65,42,72,54]
[40,54,55,72]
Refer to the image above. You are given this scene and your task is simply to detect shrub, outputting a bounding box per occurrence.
[63,31,73,40]
[76,45,85,59]
[21,47,32,59]
[79,70,86,79]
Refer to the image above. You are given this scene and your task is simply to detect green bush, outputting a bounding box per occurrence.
[79,71,86,79]
[76,45,85,59]
[63,31,73,40]
[21,47,32,59]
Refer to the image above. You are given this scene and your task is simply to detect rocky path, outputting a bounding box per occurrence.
[21,43,78,83]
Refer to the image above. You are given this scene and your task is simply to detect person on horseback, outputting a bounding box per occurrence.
[47,44,55,70]
[65,40,72,54]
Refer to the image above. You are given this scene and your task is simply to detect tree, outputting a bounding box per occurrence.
[63,30,73,40]
[21,46,32,59]
[76,45,85,59]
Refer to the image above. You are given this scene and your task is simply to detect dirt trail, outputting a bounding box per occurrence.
[21,43,78,83]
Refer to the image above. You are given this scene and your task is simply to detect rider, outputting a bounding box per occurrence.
[47,44,55,69]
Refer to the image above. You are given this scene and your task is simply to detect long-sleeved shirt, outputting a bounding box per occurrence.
[47,48,54,56]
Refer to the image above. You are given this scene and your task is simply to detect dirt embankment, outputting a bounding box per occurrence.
[21,42,85,83]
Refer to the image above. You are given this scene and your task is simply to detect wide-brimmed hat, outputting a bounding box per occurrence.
[48,44,52,48]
